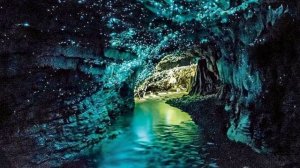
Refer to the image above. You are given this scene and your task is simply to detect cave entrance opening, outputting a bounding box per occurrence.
[133,47,221,100]
[133,53,198,99]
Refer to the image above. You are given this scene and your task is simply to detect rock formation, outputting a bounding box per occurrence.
[0,0,299,166]
[135,52,197,97]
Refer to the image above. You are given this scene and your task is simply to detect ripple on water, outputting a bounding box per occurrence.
[90,100,218,168]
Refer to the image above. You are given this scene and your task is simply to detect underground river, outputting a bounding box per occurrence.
[84,98,218,168]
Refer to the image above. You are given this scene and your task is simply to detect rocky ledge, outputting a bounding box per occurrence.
[167,95,300,167]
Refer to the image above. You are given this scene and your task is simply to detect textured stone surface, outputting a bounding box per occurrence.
[0,48,136,166]
[166,95,296,167]
[135,53,196,97]
[178,1,300,157]
[0,2,137,165]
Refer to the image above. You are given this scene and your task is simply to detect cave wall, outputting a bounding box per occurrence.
[0,1,138,166]
[189,47,220,95]
[191,1,300,156]
[247,17,300,155]
[226,8,299,154]
[0,43,136,166]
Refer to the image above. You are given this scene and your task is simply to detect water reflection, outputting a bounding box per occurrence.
[94,99,208,168]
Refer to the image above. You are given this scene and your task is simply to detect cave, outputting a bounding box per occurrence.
[0,0,299,167]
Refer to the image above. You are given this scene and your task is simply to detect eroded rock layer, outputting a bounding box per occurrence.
[135,53,197,97]
[0,46,136,166]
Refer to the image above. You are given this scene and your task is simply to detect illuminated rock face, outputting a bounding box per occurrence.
[0,47,136,166]
[204,4,300,154]
[135,52,197,96]
[0,2,137,165]
[0,0,299,166]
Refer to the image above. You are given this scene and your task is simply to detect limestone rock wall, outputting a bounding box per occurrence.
[135,53,197,97]
[196,1,300,157]
[0,1,137,166]
[0,47,136,166]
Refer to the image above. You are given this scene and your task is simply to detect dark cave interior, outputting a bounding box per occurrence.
[0,0,299,167]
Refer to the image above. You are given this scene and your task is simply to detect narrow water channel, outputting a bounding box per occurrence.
[89,99,217,168]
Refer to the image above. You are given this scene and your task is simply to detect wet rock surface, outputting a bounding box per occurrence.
[167,95,299,167]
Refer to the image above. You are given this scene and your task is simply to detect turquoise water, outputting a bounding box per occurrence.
[90,99,215,168]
